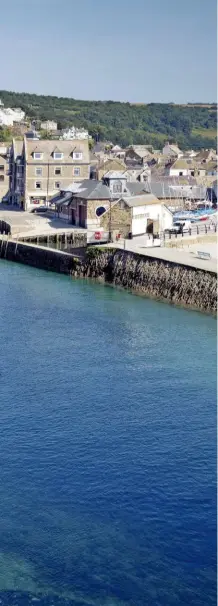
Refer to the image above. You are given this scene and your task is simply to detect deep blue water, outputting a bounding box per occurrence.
[0,261,216,606]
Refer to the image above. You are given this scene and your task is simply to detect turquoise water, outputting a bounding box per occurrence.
[0,261,216,606]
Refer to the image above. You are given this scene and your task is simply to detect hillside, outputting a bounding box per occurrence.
[0,90,216,150]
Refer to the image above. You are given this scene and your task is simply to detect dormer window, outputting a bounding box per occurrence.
[33,152,43,159]
[53,152,63,160]
[113,181,122,193]
[73,152,83,160]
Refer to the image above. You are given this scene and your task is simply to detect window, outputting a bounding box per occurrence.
[73,152,83,160]
[53,152,63,160]
[113,181,122,193]
[55,182,60,189]
[0,165,4,171]
[73,167,80,176]
[96,206,106,217]
[55,168,61,175]
[33,152,43,160]
[179,171,183,176]
[191,171,195,177]
[35,181,41,189]
[0,175,4,181]
[35,167,42,176]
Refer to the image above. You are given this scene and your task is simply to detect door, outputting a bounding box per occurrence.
[71,209,76,225]
[79,205,86,228]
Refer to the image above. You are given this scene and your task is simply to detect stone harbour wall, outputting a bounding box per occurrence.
[0,240,216,313]
[0,238,74,274]
[72,248,217,313]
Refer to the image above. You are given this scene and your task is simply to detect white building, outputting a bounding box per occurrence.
[41,120,57,131]
[61,126,90,140]
[0,110,13,126]
[0,105,25,126]
[126,196,173,236]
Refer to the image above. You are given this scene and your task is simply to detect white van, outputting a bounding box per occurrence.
[165,220,192,235]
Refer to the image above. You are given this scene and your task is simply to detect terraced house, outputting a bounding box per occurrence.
[10,136,90,210]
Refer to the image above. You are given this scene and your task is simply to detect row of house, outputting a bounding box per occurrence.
[0,134,217,216]
[92,142,217,180]
[0,138,154,210]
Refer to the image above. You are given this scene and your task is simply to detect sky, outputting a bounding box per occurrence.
[0,0,217,103]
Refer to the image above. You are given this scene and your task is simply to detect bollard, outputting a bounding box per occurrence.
[197,226,199,235]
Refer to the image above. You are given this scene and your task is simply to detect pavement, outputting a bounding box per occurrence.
[107,235,217,273]
[0,205,217,273]
[0,206,86,237]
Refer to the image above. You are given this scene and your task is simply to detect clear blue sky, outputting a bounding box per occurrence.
[0,0,216,102]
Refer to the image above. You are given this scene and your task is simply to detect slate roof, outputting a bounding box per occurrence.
[24,138,89,162]
[73,180,112,200]
[147,180,207,200]
[124,193,159,207]
[60,178,153,202]
[125,182,148,196]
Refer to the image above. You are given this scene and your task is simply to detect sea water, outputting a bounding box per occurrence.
[0,261,216,606]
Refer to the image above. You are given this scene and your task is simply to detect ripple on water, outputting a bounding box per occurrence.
[0,262,216,606]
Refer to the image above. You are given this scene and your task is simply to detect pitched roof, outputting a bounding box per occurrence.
[24,137,89,162]
[98,157,125,170]
[125,182,148,196]
[126,145,153,159]
[169,144,182,153]
[148,179,206,200]
[123,193,159,207]
[73,180,111,200]
[195,149,216,161]
[103,170,128,179]
[170,159,189,170]
[111,145,122,151]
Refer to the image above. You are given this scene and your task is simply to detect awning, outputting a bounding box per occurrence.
[55,193,72,208]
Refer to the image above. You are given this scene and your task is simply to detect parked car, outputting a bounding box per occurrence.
[165,220,192,235]
[30,206,48,214]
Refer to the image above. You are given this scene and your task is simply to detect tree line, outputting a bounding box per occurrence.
[0,90,216,149]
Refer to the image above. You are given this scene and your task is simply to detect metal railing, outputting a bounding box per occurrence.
[163,222,217,241]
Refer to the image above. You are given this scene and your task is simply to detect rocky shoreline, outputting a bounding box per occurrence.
[71,248,217,314]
